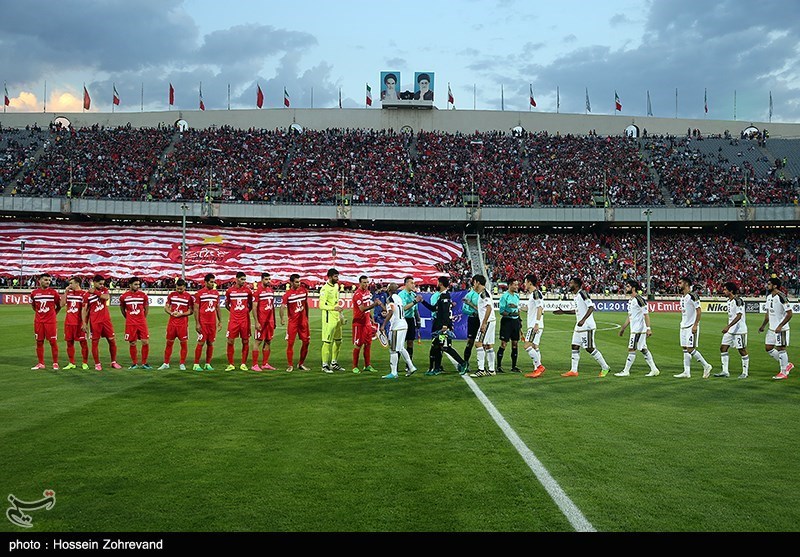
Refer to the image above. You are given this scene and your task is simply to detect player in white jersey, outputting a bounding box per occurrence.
[520,273,546,378]
[471,275,497,377]
[674,276,713,379]
[381,283,417,379]
[714,281,750,379]
[758,277,793,380]
[553,277,610,377]
[615,280,660,377]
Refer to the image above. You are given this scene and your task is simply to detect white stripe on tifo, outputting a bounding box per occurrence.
[461,375,596,532]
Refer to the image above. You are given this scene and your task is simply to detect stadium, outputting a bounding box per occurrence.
[2,78,800,535]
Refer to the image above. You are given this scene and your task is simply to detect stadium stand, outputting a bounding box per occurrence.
[0,128,45,193]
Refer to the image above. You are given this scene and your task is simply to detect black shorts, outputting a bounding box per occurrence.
[467,314,480,340]
[405,317,417,342]
[499,317,521,342]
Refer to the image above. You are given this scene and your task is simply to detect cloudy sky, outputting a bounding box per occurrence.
[1,0,798,122]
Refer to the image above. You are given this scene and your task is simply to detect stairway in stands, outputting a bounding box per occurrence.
[148,129,182,192]
[2,132,49,196]
[463,232,487,284]
[640,141,675,207]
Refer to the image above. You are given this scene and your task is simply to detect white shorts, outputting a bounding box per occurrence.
[571,329,596,350]
[476,321,496,345]
[628,332,648,351]
[390,328,408,352]
[766,329,790,348]
[680,327,698,348]
[721,333,747,349]
[525,327,543,346]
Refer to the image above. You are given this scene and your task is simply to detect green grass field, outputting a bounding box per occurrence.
[1,305,798,532]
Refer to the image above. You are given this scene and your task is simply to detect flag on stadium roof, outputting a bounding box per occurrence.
[83,84,91,111]
[199,82,205,111]
[615,90,622,112]
[112,84,120,107]
[366,83,372,107]
[529,84,536,108]
[256,83,264,109]
[338,87,342,109]
[448,83,454,106]
[704,87,708,114]
[169,83,175,107]
[0,222,464,286]
[284,87,290,108]
[769,90,773,122]
[647,90,653,116]
[585,87,591,113]
[3,82,9,110]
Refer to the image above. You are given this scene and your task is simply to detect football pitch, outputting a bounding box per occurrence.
[1,305,798,532]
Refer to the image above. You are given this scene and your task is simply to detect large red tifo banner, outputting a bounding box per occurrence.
[0,222,462,285]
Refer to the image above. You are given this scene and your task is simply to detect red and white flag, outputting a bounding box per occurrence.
[0,222,463,286]
[83,85,91,110]
[169,83,175,106]
[199,83,205,111]
[256,83,264,108]
[284,87,290,108]
[366,83,372,107]
[448,83,454,105]
[529,84,536,108]
[615,90,622,112]
[4,83,10,107]
[112,84,120,106]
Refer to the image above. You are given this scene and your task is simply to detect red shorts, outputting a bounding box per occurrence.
[89,320,115,339]
[254,319,275,342]
[166,320,189,341]
[352,320,374,347]
[226,319,251,340]
[287,319,310,344]
[124,322,149,342]
[34,321,57,342]
[196,322,217,343]
[64,323,86,342]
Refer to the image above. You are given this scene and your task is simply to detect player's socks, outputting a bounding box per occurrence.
[252,349,260,367]
[571,350,580,373]
[526,346,541,367]
[109,340,118,362]
[286,344,295,368]
[511,347,518,369]
[768,348,781,363]
[165,342,174,364]
[390,351,399,375]
[742,355,750,375]
[332,340,341,363]
[590,349,609,370]
[496,346,505,370]
[129,345,138,365]
[299,342,309,366]
[642,350,657,371]
[321,342,331,367]
[92,339,101,364]
[194,343,203,365]
[721,352,730,374]
[179,341,187,364]
[624,353,636,373]
[363,342,371,367]
[227,344,235,365]
[476,346,486,371]
[205,344,214,364]
[486,348,496,373]
[36,341,44,364]
[353,347,361,369]
[463,343,473,364]
[261,347,270,367]
[683,351,692,373]
[80,341,89,364]
[141,344,149,364]
[691,350,709,367]
[67,342,75,363]
[779,350,789,373]
[49,339,59,363]
[241,341,249,365]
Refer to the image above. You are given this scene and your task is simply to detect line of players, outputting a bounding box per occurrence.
[29,269,794,380]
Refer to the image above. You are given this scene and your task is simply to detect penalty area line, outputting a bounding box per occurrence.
[461,375,596,532]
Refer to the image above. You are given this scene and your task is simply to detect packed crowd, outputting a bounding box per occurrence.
[0,129,45,191]
[5,126,799,206]
[484,230,800,296]
[15,126,172,198]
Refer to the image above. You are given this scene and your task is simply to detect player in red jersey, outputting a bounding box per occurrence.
[119,276,151,370]
[30,273,61,370]
[225,271,254,371]
[82,274,121,370]
[352,275,384,374]
[193,273,222,371]
[251,272,276,371]
[159,278,194,371]
[61,277,89,370]
[280,273,311,372]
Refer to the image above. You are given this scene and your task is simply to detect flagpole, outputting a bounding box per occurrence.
[227,84,231,111]
[82,82,85,113]
[473,84,476,110]
[111,82,114,113]
[501,84,504,111]
[675,88,678,119]
[3,82,5,114]
[769,91,773,123]
[311,87,314,109]
[557,86,560,114]
[43,81,46,113]
[734,89,736,121]
[141,82,144,112]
